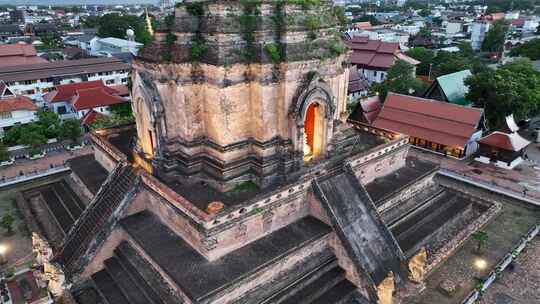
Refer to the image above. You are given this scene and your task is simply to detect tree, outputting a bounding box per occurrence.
[371,60,426,101]
[509,39,540,61]
[36,110,61,139]
[1,213,14,235]
[431,50,486,78]
[40,32,62,50]
[91,114,135,130]
[60,119,82,143]
[351,15,382,26]
[405,47,435,76]
[0,141,9,162]
[465,59,540,129]
[110,103,133,118]
[418,8,431,17]
[82,15,100,28]
[18,128,47,155]
[97,14,152,45]
[472,230,488,254]
[481,20,509,53]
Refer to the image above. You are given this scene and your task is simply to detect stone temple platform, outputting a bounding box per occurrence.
[17,178,85,249]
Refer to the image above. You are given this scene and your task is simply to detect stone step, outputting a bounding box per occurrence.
[115,241,181,304]
[91,269,130,304]
[103,256,161,304]
[278,264,346,304]
[382,184,445,226]
[393,194,471,253]
[311,280,359,304]
[120,211,332,303]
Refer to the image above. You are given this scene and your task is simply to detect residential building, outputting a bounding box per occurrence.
[0,24,23,42]
[90,37,144,57]
[0,44,47,68]
[423,70,472,106]
[0,83,38,137]
[0,57,130,99]
[445,21,463,35]
[43,80,129,120]
[523,18,540,32]
[347,66,370,101]
[346,37,419,84]
[373,93,484,158]
[471,21,490,51]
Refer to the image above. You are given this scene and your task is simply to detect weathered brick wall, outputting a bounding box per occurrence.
[377,173,435,216]
[65,172,93,205]
[354,145,408,185]
[127,185,312,261]
[329,234,373,301]
[126,188,206,258]
[208,235,332,304]
[93,145,118,172]
[80,228,128,279]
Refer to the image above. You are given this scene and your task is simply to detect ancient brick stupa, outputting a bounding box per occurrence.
[28,1,496,304]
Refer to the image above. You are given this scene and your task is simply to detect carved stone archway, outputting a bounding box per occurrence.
[290,72,336,161]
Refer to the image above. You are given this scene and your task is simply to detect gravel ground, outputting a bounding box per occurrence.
[478,238,540,304]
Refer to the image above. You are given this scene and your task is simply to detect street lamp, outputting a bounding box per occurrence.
[474,258,487,270]
[0,244,7,265]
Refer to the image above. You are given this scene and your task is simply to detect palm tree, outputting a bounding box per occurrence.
[472,230,489,253]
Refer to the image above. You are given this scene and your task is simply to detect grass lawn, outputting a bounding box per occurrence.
[409,201,540,304]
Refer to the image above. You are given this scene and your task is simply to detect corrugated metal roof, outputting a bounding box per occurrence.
[436,70,472,106]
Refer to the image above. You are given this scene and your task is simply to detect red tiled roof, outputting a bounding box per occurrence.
[511,19,525,26]
[109,84,129,96]
[0,44,38,57]
[360,96,382,124]
[71,87,127,111]
[44,80,120,103]
[354,22,372,30]
[346,38,417,70]
[478,131,530,152]
[81,110,106,125]
[373,93,483,148]
[0,95,38,113]
[0,44,47,68]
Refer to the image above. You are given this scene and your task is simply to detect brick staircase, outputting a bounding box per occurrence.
[54,164,137,274]
[89,211,367,304]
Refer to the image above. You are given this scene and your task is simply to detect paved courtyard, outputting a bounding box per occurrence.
[478,238,540,304]
[409,148,540,202]
[405,184,540,304]
[1,145,93,180]
[0,148,92,274]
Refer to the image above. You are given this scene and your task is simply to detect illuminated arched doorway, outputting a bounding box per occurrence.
[303,102,325,162]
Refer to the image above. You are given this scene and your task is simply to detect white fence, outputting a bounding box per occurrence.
[0,165,70,189]
[462,224,540,303]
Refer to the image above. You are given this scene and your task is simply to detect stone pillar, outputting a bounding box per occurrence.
[408,247,428,283]
[377,271,395,304]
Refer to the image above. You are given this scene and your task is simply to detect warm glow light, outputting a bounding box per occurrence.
[0,244,7,255]
[474,258,487,270]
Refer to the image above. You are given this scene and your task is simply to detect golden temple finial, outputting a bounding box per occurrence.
[145,8,154,37]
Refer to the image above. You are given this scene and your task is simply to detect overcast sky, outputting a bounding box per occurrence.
[0,0,157,5]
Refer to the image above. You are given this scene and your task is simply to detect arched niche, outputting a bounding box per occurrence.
[290,73,336,162]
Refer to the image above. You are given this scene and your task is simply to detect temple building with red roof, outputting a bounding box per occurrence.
[43,80,129,120]
[0,83,38,137]
[373,93,485,158]
[346,37,419,84]
[0,44,47,68]
[475,131,531,169]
